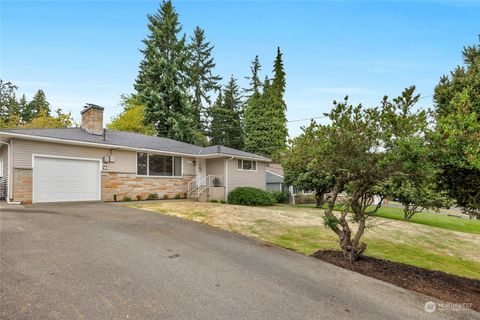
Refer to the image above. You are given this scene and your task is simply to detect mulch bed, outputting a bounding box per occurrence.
[313,250,480,311]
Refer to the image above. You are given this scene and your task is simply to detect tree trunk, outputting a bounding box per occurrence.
[339,230,367,262]
[315,188,325,208]
[340,196,367,262]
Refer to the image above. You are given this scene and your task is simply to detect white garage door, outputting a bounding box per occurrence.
[33,156,101,203]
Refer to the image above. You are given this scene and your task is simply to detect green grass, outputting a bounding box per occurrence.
[262,224,480,279]
[293,203,480,235]
[128,201,480,280]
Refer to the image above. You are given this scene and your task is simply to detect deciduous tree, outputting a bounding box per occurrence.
[107,95,156,135]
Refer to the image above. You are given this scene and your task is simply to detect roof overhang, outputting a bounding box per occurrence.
[266,169,284,178]
[0,131,270,162]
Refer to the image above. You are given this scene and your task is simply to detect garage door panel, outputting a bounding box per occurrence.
[33,157,100,203]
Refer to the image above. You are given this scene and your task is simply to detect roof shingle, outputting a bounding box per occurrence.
[0,128,270,161]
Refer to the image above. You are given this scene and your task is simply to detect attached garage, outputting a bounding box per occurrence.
[33,155,101,203]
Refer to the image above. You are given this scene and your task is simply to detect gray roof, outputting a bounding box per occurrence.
[266,170,284,183]
[0,127,270,161]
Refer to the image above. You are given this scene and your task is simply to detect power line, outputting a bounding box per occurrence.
[287,115,328,123]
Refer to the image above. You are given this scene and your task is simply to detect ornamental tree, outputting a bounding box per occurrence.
[284,87,427,262]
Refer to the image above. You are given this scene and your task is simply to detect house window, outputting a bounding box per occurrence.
[0,159,3,178]
[137,153,182,177]
[237,159,257,171]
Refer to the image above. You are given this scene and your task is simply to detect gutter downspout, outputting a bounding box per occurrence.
[224,156,234,202]
[0,140,21,204]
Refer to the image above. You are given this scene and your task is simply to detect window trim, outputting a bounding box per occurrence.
[237,159,257,172]
[136,152,183,178]
[0,159,3,178]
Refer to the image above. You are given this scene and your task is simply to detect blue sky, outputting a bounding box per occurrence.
[1,1,479,136]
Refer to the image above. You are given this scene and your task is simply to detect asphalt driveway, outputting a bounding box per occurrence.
[1,202,477,320]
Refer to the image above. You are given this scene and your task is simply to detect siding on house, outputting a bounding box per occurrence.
[1,145,7,178]
[11,139,195,175]
[266,183,282,192]
[266,170,284,192]
[226,158,266,194]
[182,158,195,176]
[0,145,8,198]
[206,158,224,176]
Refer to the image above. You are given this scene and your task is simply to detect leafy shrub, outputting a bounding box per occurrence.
[271,191,291,203]
[123,196,132,202]
[209,199,218,203]
[220,200,226,204]
[163,194,169,200]
[136,195,142,201]
[175,194,181,199]
[147,193,158,200]
[228,187,275,206]
[113,194,117,202]
[294,194,316,204]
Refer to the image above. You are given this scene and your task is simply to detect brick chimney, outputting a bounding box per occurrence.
[81,103,104,135]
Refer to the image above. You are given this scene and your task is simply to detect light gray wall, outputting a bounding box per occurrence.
[11,139,195,175]
[206,158,224,176]
[0,145,8,198]
[226,158,266,194]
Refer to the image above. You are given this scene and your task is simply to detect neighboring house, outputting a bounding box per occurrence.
[266,164,312,195]
[266,164,285,192]
[0,104,270,204]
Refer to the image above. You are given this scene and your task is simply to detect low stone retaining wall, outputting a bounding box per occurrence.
[101,172,194,201]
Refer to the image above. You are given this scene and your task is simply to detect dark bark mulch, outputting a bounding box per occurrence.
[313,250,480,311]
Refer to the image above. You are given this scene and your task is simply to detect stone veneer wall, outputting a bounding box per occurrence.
[101,172,194,201]
[13,168,32,204]
[11,169,194,204]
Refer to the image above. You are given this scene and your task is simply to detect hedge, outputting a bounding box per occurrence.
[228,187,276,206]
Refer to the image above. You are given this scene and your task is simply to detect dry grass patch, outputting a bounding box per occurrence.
[127,201,480,279]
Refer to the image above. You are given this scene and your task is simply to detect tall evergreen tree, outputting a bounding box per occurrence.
[269,47,288,158]
[245,55,262,95]
[208,77,244,149]
[272,47,286,96]
[19,94,33,123]
[243,57,265,154]
[243,50,288,159]
[28,90,51,117]
[0,80,20,124]
[433,39,480,218]
[208,91,224,145]
[134,0,197,144]
[187,26,221,130]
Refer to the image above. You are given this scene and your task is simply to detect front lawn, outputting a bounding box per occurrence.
[127,201,480,280]
[295,203,480,235]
